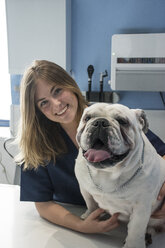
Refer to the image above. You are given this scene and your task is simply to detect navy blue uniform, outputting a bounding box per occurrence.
[20,129,165,205]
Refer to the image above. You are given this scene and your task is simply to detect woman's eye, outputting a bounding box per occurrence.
[52,88,62,97]
[40,100,48,108]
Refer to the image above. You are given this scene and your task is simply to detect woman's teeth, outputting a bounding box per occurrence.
[56,105,68,116]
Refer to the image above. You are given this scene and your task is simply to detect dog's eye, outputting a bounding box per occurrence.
[84,115,91,122]
[116,118,128,126]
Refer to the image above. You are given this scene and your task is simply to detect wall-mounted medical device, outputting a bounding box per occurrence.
[110,33,165,91]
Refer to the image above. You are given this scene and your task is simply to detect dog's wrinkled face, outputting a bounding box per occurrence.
[77,103,148,169]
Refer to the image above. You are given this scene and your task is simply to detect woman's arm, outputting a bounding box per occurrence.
[146,129,165,156]
[35,201,119,233]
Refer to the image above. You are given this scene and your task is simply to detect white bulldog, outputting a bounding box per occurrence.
[75,103,165,248]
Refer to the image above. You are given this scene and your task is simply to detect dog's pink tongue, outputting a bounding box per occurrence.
[84,149,110,162]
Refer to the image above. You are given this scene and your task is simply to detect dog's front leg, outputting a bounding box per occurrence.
[123,203,152,248]
[80,187,98,219]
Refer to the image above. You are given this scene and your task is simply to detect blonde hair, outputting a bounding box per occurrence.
[16,60,87,169]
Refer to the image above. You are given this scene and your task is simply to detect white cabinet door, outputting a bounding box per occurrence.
[6,0,71,74]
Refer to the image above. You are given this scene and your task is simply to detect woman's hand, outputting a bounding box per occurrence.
[80,208,119,233]
[152,181,165,219]
[35,202,119,234]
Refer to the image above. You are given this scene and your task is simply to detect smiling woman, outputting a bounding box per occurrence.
[35,79,79,128]
[0,0,11,136]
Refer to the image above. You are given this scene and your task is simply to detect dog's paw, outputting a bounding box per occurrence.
[99,212,111,221]
[145,233,152,246]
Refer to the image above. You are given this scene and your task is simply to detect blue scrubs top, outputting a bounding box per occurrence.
[20,128,165,205]
[20,128,85,205]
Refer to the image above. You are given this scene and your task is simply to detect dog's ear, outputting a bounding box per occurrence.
[134,109,149,133]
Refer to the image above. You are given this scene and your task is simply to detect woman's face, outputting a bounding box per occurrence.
[35,79,78,126]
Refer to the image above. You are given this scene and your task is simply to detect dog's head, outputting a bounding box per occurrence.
[77,103,148,169]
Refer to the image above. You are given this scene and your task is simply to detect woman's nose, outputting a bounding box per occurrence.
[50,97,61,112]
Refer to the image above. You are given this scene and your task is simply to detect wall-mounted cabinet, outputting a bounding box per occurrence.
[6,0,71,74]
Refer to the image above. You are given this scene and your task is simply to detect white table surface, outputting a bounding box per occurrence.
[0,184,164,248]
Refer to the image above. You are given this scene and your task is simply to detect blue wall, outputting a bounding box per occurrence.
[71,0,165,109]
[11,0,165,109]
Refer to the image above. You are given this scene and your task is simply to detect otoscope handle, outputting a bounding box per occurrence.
[87,65,94,79]
[87,65,94,101]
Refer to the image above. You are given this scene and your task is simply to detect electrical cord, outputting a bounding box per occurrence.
[3,138,15,159]
[3,137,21,185]
[0,137,16,184]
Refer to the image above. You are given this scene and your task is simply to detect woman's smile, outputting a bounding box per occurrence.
[56,104,69,116]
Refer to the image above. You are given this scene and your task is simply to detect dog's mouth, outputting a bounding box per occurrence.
[83,139,129,167]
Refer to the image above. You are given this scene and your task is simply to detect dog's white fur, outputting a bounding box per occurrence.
[75,103,165,248]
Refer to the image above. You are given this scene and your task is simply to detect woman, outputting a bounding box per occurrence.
[17,60,165,233]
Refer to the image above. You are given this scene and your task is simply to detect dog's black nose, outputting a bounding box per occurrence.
[92,118,109,128]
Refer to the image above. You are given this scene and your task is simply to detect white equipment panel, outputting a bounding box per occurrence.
[110,33,165,91]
